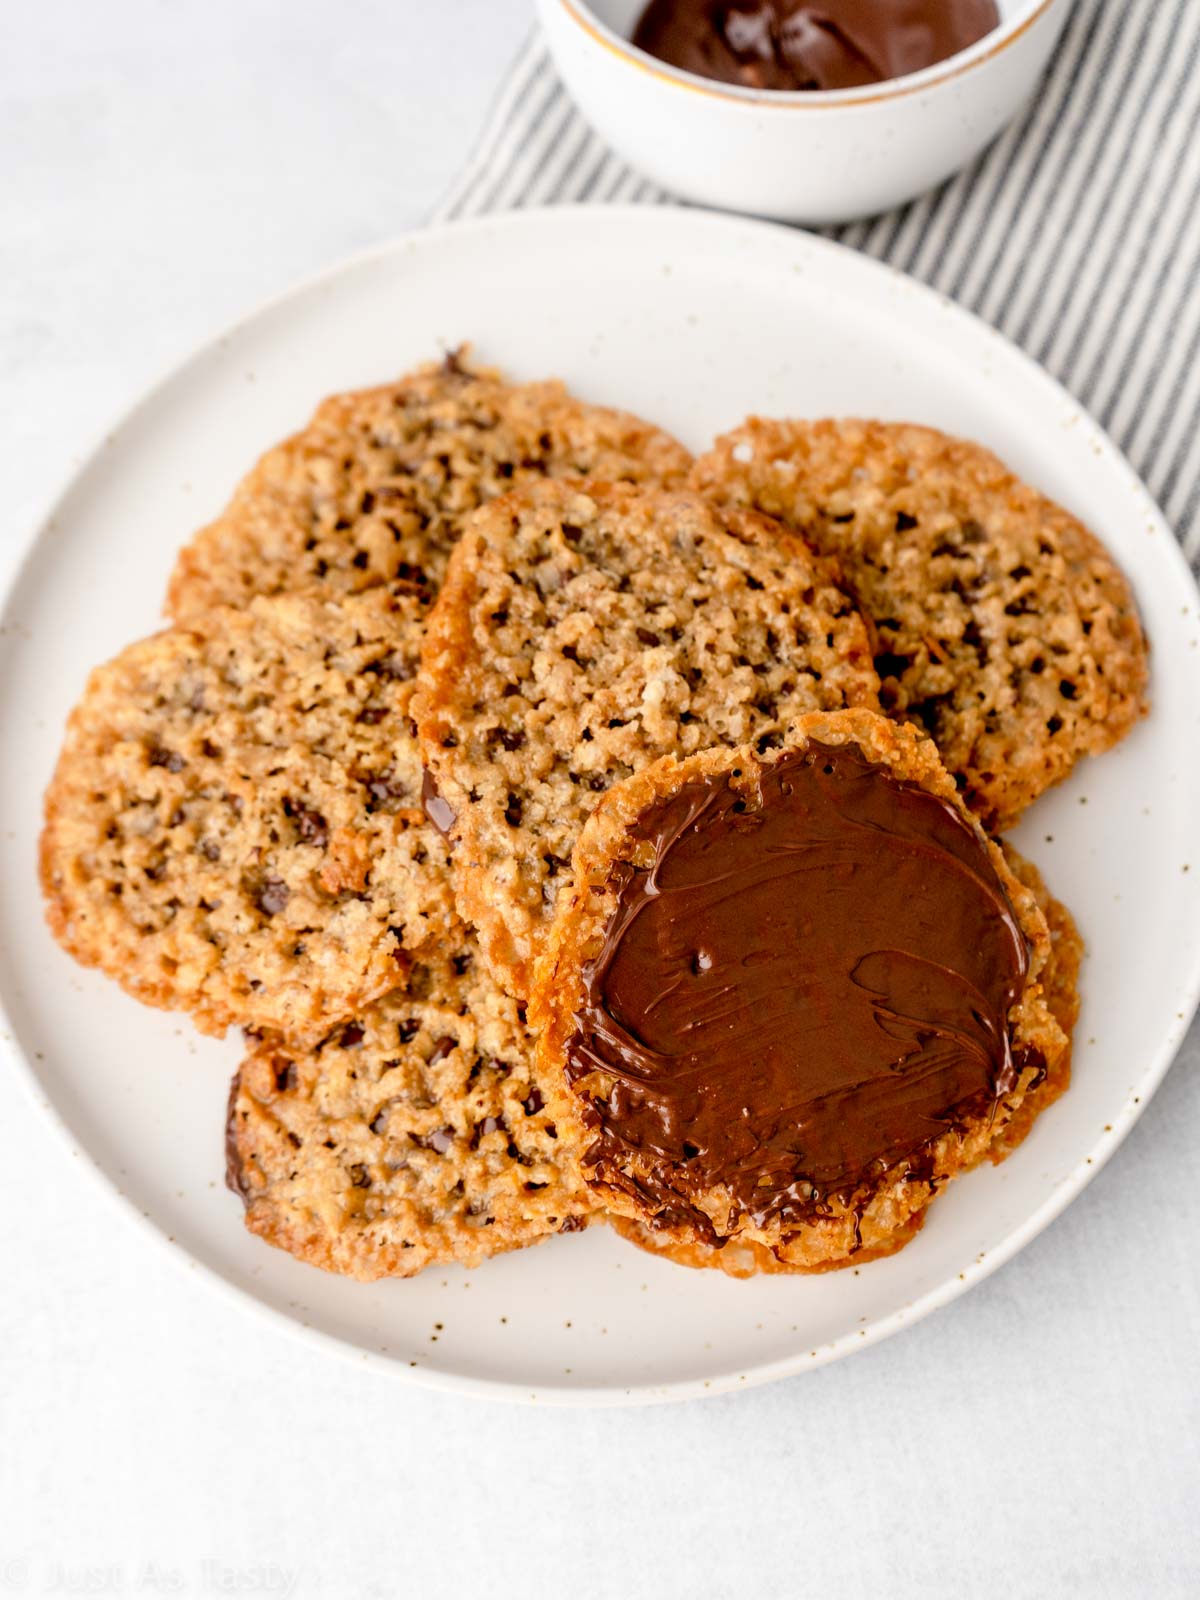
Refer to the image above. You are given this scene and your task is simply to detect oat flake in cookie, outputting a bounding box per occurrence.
[612,841,1083,1278]
[414,480,880,997]
[531,709,1069,1274]
[166,353,693,624]
[41,586,455,1042]
[692,419,1149,828]
[227,933,593,1280]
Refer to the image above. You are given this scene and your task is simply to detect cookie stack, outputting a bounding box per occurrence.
[40,353,1146,1281]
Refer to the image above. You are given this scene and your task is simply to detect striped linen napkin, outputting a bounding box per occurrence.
[434,0,1200,569]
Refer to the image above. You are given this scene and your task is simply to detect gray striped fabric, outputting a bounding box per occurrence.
[434,1,1200,566]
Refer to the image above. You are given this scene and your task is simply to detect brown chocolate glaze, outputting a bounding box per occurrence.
[631,0,1000,92]
[565,741,1030,1240]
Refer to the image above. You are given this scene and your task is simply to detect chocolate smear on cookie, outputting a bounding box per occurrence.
[566,741,1028,1239]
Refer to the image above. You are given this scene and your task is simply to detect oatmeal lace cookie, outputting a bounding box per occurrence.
[227,932,594,1280]
[530,708,1069,1274]
[414,479,880,995]
[167,352,693,623]
[691,418,1148,828]
[42,586,455,1041]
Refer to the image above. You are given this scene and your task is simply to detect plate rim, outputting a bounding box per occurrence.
[3,203,1198,1407]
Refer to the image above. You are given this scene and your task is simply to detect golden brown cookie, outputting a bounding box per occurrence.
[414,479,880,996]
[692,419,1149,829]
[530,708,1069,1274]
[42,586,455,1041]
[227,930,594,1280]
[167,352,693,623]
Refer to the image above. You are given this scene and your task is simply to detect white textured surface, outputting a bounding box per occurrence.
[1,4,1198,1597]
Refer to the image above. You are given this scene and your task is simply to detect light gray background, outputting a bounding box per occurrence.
[1,4,1197,1596]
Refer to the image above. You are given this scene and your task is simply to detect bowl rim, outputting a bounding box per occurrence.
[552,0,1059,109]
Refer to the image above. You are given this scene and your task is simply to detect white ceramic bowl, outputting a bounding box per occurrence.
[537,0,1072,224]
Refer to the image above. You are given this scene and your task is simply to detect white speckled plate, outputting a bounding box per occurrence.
[2,207,1198,1406]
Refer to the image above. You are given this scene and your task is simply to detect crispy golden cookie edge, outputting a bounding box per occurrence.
[692,417,1149,829]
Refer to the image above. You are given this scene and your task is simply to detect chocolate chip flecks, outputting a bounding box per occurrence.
[255,876,290,917]
[147,746,186,773]
[283,796,330,849]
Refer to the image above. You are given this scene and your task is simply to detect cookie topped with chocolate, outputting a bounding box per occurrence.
[532,709,1069,1271]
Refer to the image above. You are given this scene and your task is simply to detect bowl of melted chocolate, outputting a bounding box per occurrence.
[537,0,1072,222]
[631,1,1002,94]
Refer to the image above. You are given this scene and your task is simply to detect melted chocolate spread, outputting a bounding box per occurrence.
[565,742,1030,1239]
[631,0,1000,92]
